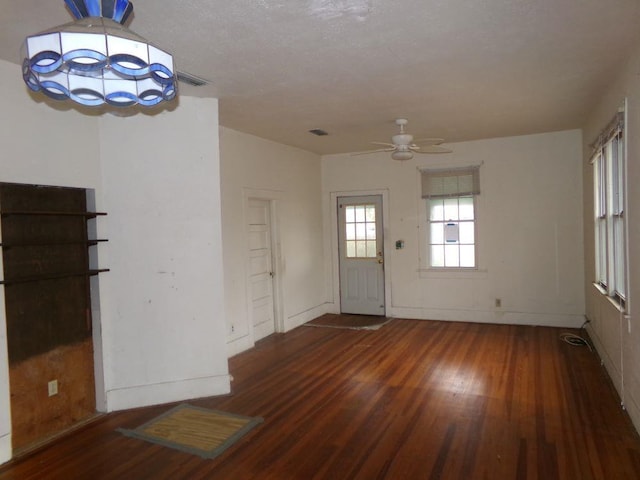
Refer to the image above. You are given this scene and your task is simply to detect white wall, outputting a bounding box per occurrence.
[0,59,229,463]
[322,130,585,327]
[582,41,640,431]
[98,97,229,410]
[219,127,327,356]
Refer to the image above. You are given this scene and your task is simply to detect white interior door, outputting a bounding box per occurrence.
[338,195,385,315]
[247,199,276,341]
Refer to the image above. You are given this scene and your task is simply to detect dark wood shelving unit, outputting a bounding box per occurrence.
[0,182,108,450]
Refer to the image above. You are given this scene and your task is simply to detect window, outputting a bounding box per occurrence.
[592,110,626,307]
[421,167,480,268]
[344,203,377,258]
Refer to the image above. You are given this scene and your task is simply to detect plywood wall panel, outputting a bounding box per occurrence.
[9,339,96,451]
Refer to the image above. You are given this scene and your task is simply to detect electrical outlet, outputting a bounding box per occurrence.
[48,380,58,397]
[495,298,502,308]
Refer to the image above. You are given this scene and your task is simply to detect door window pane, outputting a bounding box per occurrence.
[366,206,376,222]
[366,241,376,257]
[366,222,376,240]
[344,203,378,258]
[346,206,355,223]
[347,241,356,257]
[346,223,356,240]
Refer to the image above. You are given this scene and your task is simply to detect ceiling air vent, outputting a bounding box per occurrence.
[309,129,329,136]
[177,71,209,87]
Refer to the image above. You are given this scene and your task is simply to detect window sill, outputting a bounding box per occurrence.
[592,282,625,313]
[418,268,488,280]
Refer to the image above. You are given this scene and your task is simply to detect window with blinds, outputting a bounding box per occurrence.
[592,109,626,307]
[421,167,480,268]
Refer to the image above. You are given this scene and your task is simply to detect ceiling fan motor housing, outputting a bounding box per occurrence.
[392,133,413,145]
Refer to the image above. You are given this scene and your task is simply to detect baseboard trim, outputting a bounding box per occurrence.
[226,335,255,358]
[0,433,11,466]
[388,307,585,328]
[286,303,333,331]
[106,374,231,412]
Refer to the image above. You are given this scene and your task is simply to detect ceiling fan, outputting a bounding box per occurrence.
[354,118,452,161]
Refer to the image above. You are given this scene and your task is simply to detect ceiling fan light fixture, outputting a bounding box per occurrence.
[21,0,177,109]
[392,151,413,161]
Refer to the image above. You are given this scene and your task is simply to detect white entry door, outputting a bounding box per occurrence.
[338,195,385,315]
[247,199,276,341]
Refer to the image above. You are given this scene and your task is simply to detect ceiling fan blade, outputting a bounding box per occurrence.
[371,141,396,147]
[412,138,445,146]
[413,145,453,154]
[351,148,395,156]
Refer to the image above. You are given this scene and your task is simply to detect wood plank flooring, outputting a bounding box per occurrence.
[2,318,640,479]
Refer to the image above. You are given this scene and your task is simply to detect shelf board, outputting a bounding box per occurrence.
[0,269,110,285]
[0,239,108,248]
[0,211,107,218]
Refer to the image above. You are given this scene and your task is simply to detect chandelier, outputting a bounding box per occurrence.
[21,0,177,108]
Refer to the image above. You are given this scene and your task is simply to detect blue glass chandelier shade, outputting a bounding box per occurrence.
[22,0,177,108]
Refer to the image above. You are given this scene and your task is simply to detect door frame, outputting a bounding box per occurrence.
[330,189,391,316]
[243,189,284,341]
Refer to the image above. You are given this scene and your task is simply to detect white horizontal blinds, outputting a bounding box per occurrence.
[421,167,480,199]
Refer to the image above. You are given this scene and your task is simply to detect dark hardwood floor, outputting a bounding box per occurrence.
[2,318,640,479]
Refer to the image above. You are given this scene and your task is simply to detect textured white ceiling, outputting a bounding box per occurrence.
[2,0,640,154]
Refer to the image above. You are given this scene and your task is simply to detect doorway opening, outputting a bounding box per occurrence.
[0,182,106,452]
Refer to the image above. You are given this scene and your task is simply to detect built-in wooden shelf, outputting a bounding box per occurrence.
[0,211,107,218]
[0,269,110,285]
[0,239,108,249]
